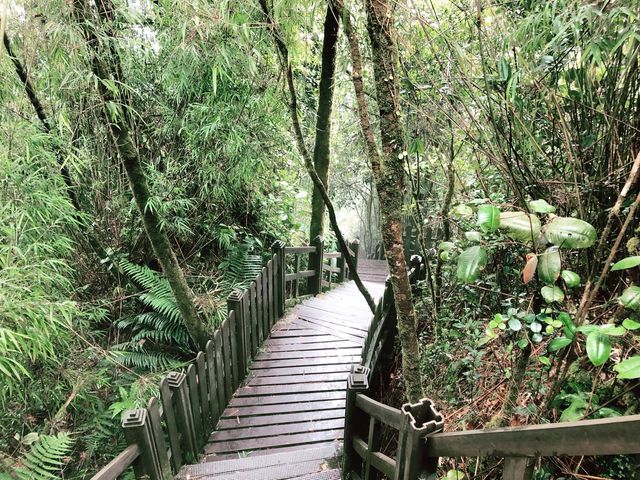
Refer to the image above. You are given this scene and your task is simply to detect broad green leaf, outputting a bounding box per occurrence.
[548,337,573,352]
[465,231,482,242]
[508,318,522,331]
[445,469,465,480]
[541,285,565,304]
[537,247,561,284]
[611,256,640,271]
[499,212,541,242]
[517,338,528,348]
[544,217,596,249]
[530,321,542,333]
[622,318,640,330]
[557,312,576,339]
[598,324,626,336]
[539,355,551,365]
[456,246,488,283]
[438,241,455,251]
[619,286,640,311]
[477,205,500,233]
[614,356,640,379]
[586,331,611,366]
[561,270,581,288]
[529,199,556,213]
[453,204,473,218]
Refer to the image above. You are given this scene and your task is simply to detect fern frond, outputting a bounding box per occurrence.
[14,433,74,480]
[109,350,180,370]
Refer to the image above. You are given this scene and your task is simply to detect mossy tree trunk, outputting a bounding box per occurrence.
[72,0,209,350]
[347,0,424,402]
[308,3,341,243]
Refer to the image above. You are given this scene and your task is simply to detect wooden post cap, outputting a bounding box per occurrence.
[271,240,285,250]
[227,289,242,303]
[347,365,370,390]
[166,371,186,388]
[401,398,444,436]
[122,408,147,429]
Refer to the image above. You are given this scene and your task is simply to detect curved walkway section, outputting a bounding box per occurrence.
[177,265,387,479]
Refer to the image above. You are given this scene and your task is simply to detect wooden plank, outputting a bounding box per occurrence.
[147,397,171,476]
[250,282,258,356]
[255,274,264,345]
[228,310,239,389]
[249,355,360,369]
[209,419,345,442]
[235,382,346,397]
[285,246,316,254]
[205,340,220,423]
[261,267,269,344]
[220,400,346,417]
[324,252,341,259]
[271,254,278,326]
[204,429,343,454]
[293,254,301,298]
[285,270,316,281]
[246,372,350,386]
[428,414,640,457]
[90,444,140,480]
[267,260,274,330]
[220,319,233,402]
[353,436,396,479]
[261,340,360,352]
[216,409,345,430]
[229,390,345,407]
[291,318,367,342]
[249,364,353,376]
[255,348,362,361]
[201,441,340,463]
[355,393,402,430]
[196,351,211,429]
[213,330,226,408]
[295,310,370,332]
[159,377,182,469]
[269,329,336,339]
[187,364,204,445]
[182,459,333,480]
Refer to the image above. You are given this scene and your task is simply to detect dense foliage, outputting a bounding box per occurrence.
[1,0,639,478]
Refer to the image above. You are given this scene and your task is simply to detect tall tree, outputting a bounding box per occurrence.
[343,0,424,401]
[71,0,209,349]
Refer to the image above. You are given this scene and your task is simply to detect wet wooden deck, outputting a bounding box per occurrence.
[177,260,388,479]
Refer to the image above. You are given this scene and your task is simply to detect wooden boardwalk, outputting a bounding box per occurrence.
[177,262,387,479]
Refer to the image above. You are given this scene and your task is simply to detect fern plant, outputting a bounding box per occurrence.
[219,238,263,291]
[110,259,193,371]
[4,433,74,480]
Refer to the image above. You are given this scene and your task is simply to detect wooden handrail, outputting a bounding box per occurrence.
[427,414,640,458]
[90,444,140,480]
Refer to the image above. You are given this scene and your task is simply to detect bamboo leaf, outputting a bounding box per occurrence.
[611,256,640,271]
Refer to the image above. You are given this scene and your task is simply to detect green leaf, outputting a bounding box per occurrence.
[611,256,640,271]
[619,286,640,311]
[530,321,542,333]
[586,332,611,366]
[529,199,556,213]
[465,231,482,242]
[537,247,561,284]
[548,337,573,352]
[614,356,640,379]
[456,246,488,283]
[477,205,500,233]
[598,324,626,336]
[438,241,455,251]
[445,469,465,480]
[544,217,596,249]
[517,338,529,348]
[622,318,640,330]
[541,285,565,304]
[508,318,522,331]
[499,212,541,242]
[453,204,473,218]
[561,270,581,288]
[539,355,551,366]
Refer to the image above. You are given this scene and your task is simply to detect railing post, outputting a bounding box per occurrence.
[337,252,346,283]
[122,408,171,480]
[502,457,535,480]
[348,239,360,280]
[396,398,444,480]
[343,364,370,478]
[271,240,286,317]
[308,236,324,294]
[166,371,198,461]
[227,290,247,381]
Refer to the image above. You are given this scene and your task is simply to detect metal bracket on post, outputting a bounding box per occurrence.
[271,240,286,316]
[397,398,444,480]
[227,290,247,381]
[343,364,371,478]
[166,371,198,461]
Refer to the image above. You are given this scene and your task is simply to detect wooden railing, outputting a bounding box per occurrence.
[91,239,356,480]
[343,256,640,480]
[284,236,359,301]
